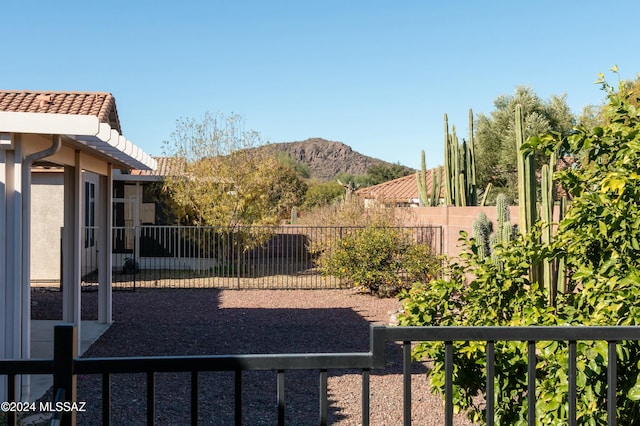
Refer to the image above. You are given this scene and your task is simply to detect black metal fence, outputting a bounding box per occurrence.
[82,225,443,290]
[3,325,640,425]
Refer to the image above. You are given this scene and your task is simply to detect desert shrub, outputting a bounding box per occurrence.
[298,198,408,262]
[319,226,440,297]
[320,226,404,297]
[297,197,400,228]
[402,242,442,283]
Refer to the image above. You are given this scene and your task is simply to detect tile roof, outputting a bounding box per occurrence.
[0,90,122,133]
[130,156,186,177]
[356,167,445,203]
[357,157,576,205]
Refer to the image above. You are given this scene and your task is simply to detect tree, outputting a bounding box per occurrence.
[474,86,575,202]
[162,112,305,228]
[301,180,344,211]
[365,162,414,185]
[577,71,640,128]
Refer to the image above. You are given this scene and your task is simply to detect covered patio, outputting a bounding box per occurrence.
[0,91,155,400]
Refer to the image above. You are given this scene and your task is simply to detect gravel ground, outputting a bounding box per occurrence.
[31,288,475,425]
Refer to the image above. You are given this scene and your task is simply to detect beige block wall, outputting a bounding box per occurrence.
[401,205,563,259]
[406,206,519,259]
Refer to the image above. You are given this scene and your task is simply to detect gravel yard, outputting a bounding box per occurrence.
[31,288,475,425]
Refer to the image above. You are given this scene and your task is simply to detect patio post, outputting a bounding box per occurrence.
[98,168,113,323]
[62,156,82,351]
[0,133,25,401]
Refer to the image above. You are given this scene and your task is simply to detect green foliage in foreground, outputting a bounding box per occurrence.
[398,71,640,425]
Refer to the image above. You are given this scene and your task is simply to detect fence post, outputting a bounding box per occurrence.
[53,324,77,426]
[370,325,386,369]
[236,230,241,289]
[133,226,137,292]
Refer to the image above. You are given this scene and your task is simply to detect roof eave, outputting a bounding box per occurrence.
[0,111,156,171]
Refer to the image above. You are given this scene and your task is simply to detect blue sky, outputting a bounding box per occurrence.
[3,1,639,170]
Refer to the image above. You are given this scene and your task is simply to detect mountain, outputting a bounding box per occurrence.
[259,138,412,181]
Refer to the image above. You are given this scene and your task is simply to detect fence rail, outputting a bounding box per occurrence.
[3,325,640,425]
[83,225,443,290]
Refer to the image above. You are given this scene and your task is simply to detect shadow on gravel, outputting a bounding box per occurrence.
[32,289,425,425]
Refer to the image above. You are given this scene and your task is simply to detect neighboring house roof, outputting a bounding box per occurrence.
[114,156,186,182]
[356,167,445,204]
[130,156,186,176]
[0,90,122,133]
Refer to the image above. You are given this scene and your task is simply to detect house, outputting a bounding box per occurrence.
[356,167,445,207]
[0,90,155,400]
[28,157,183,282]
[111,157,189,270]
[112,156,184,228]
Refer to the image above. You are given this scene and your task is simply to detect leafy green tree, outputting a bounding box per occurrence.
[334,172,373,188]
[475,86,575,202]
[162,112,305,228]
[266,163,308,220]
[301,180,344,211]
[365,162,414,185]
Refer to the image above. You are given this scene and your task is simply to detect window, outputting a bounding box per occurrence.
[85,182,95,247]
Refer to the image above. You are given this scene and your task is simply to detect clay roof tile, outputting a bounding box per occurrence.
[0,90,122,133]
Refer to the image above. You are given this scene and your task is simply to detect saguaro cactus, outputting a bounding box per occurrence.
[515,104,537,235]
[431,166,442,206]
[466,109,477,205]
[444,109,477,206]
[417,150,443,207]
[444,114,453,205]
[514,104,568,305]
[417,150,428,206]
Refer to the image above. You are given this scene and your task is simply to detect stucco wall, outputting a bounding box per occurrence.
[31,170,100,282]
[401,205,561,259]
[31,172,64,281]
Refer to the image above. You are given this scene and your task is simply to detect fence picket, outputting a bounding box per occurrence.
[80,225,443,290]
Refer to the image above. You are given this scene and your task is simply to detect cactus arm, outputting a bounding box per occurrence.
[515,104,536,235]
[417,150,428,206]
[480,183,492,207]
[444,114,453,205]
[468,108,477,205]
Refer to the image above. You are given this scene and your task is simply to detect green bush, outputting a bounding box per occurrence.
[319,227,440,297]
[403,242,442,283]
[400,229,640,425]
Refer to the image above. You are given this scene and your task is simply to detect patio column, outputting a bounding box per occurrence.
[62,152,82,349]
[0,133,25,400]
[98,166,113,323]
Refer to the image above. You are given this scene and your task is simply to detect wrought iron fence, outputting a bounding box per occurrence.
[82,225,443,290]
[3,324,640,425]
